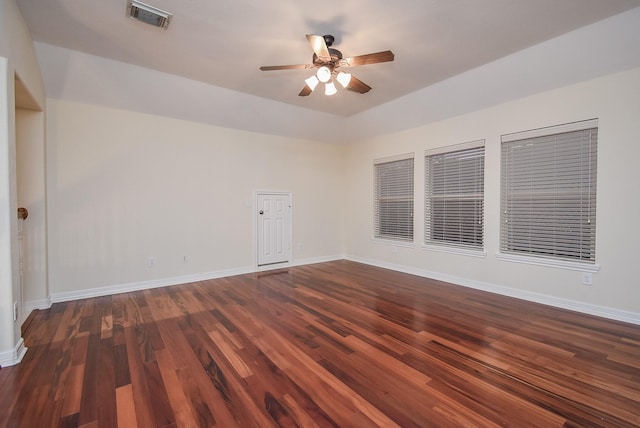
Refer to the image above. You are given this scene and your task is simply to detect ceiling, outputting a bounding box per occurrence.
[16,0,640,117]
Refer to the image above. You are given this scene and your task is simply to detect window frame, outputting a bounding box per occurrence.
[424,141,485,253]
[373,153,415,243]
[499,119,599,271]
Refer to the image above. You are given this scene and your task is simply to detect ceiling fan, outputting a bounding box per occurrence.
[259,34,394,97]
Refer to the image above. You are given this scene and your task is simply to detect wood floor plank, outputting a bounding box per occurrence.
[143,359,177,426]
[178,312,274,427]
[77,324,101,424]
[95,335,117,428]
[279,393,324,428]
[123,303,159,427]
[174,365,217,427]
[155,348,201,428]
[60,362,85,418]
[1,260,639,427]
[116,384,138,428]
[159,316,240,426]
[222,303,402,427]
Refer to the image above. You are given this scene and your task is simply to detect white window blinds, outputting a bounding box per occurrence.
[374,155,414,242]
[500,120,597,263]
[425,142,485,249]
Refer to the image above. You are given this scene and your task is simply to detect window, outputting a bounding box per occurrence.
[374,155,414,242]
[425,141,485,250]
[500,120,597,263]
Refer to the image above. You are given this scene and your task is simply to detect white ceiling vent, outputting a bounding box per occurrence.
[127,0,172,29]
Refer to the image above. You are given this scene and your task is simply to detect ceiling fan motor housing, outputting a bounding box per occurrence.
[313,48,343,66]
[323,34,335,46]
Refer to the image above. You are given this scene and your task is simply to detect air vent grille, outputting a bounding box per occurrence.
[127,0,172,29]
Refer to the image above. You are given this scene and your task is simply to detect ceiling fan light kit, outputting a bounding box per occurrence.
[305,75,319,91]
[324,82,337,96]
[316,66,332,83]
[336,71,351,88]
[260,34,394,97]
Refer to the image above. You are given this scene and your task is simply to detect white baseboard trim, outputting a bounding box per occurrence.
[51,266,255,304]
[24,296,52,313]
[51,254,345,302]
[346,255,640,326]
[0,338,27,367]
[291,254,345,267]
[256,254,345,272]
[49,255,346,304]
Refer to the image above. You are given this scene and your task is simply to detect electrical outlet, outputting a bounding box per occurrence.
[297,243,303,250]
[147,256,157,267]
[582,272,593,286]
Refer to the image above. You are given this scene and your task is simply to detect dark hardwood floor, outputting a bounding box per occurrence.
[1,260,639,427]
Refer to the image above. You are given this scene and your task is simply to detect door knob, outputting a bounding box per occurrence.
[259,210,264,215]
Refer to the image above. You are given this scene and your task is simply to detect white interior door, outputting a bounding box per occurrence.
[257,192,291,266]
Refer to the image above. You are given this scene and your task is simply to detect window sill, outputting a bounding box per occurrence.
[495,252,600,272]
[371,238,416,248]
[422,244,487,258]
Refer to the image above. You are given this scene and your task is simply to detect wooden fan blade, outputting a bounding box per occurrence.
[306,34,331,62]
[298,85,313,97]
[343,50,395,67]
[260,64,312,71]
[346,75,372,94]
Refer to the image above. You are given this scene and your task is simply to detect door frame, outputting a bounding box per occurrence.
[255,191,292,271]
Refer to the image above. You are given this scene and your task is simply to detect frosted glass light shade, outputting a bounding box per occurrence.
[316,66,331,83]
[336,72,351,88]
[305,75,319,91]
[325,82,337,96]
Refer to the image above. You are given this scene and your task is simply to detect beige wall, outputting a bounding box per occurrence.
[344,67,640,319]
[45,99,345,297]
